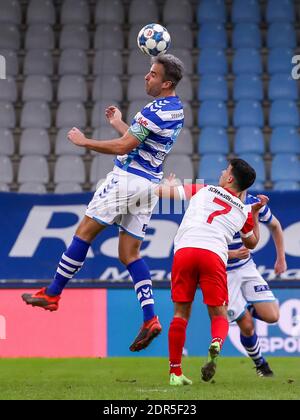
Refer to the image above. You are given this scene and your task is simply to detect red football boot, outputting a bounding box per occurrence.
[129,315,162,352]
[22,287,60,312]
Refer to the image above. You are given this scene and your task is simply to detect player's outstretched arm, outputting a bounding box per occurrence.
[105,106,129,136]
[67,127,140,155]
[155,174,184,200]
[241,194,269,249]
[155,184,184,200]
[155,176,204,200]
[267,215,287,275]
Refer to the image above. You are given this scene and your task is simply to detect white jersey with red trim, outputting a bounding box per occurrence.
[174,184,254,265]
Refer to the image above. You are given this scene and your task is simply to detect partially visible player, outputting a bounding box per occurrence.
[227,194,287,377]
[22,54,184,352]
[156,159,268,385]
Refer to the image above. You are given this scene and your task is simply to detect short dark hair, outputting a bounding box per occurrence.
[151,54,184,87]
[230,158,256,191]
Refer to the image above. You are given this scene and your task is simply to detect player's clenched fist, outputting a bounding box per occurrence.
[105,106,122,124]
[68,127,87,147]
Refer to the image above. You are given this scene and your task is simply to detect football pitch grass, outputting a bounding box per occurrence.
[0,357,299,400]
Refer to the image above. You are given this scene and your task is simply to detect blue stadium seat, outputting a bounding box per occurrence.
[198,101,228,128]
[197,0,226,23]
[233,48,262,75]
[266,0,295,23]
[198,154,227,182]
[198,75,228,101]
[232,0,260,23]
[273,181,299,191]
[269,74,298,100]
[234,101,264,128]
[268,48,294,75]
[269,100,300,127]
[270,127,300,154]
[197,23,227,49]
[198,128,229,155]
[267,23,296,48]
[249,181,265,192]
[271,154,300,182]
[197,48,228,75]
[232,24,261,48]
[233,75,263,101]
[239,153,265,182]
[234,127,265,154]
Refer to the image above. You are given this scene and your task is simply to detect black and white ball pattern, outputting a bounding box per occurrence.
[137,23,171,57]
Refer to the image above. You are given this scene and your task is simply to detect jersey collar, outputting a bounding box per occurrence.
[223,187,239,197]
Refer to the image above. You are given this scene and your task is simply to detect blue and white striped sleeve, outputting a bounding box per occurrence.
[259,204,273,224]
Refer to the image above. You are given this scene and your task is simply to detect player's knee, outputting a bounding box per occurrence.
[174,303,192,320]
[264,309,280,324]
[238,314,255,336]
[256,303,280,324]
[208,305,227,319]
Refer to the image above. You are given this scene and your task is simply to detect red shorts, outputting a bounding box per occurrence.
[171,248,228,307]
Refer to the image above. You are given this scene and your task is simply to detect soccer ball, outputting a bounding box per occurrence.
[137,23,171,57]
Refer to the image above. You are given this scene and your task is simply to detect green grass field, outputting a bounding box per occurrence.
[0,357,299,400]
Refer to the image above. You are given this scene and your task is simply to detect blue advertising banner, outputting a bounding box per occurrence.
[0,191,300,281]
[107,289,300,357]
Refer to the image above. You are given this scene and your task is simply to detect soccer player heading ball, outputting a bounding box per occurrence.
[22,53,185,353]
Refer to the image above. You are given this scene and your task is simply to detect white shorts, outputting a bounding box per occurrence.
[86,166,158,240]
[227,259,276,323]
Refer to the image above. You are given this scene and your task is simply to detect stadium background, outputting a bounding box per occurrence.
[0,0,299,359]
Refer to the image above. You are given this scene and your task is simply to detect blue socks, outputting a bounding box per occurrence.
[127,259,155,322]
[47,238,156,324]
[240,333,266,367]
[47,236,90,296]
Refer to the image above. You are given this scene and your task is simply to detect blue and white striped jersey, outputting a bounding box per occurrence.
[114,96,184,182]
[227,193,273,271]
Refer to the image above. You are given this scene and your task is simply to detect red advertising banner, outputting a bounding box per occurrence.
[0,289,107,357]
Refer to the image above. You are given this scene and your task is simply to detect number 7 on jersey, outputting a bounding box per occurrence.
[207,198,232,224]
